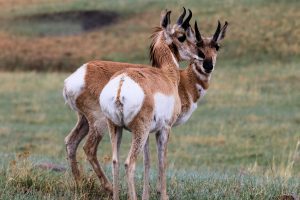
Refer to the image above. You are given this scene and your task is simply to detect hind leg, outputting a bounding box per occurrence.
[107,119,123,200]
[64,113,89,184]
[142,136,150,200]
[83,115,113,194]
[125,129,150,200]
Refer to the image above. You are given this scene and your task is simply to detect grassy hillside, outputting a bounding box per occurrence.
[0,0,299,71]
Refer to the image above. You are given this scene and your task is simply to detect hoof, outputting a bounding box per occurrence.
[156,185,161,194]
[161,195,169,200]
[104,183,113,195]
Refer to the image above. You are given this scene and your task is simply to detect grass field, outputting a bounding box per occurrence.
[0,0,299,199]
[0,60,299,199]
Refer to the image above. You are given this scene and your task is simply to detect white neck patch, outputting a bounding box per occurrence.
[196,83,207,99]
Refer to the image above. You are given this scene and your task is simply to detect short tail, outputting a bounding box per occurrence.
[63,84,78,111]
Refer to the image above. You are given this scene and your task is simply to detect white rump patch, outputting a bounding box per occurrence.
[63,64,87,111]
[150,93,175,132]
[100,74,145,126]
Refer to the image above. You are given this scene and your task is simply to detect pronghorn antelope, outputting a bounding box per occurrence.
[100,20,228,200]
[63,8,197,194]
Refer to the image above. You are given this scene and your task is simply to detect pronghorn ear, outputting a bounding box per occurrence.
[219,21,228,41]
[213,21,229,42]
[161,10,172,29]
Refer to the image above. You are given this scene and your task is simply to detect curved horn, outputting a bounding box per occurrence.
[194,20,202,42]
[212,20,221,42]
[177,7,186,25]
[181,9,192,30]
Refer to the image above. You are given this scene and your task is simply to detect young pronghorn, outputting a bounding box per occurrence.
[100,20,228,200]
[63,8,197,194]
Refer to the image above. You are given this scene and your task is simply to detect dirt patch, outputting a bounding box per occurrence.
[14,10,119,36]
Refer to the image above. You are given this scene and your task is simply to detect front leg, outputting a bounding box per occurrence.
[156,128,170,200]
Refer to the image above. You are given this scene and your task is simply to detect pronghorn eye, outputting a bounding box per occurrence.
[177,35,186,42]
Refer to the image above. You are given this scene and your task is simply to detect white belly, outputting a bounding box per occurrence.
[149,93,175,132]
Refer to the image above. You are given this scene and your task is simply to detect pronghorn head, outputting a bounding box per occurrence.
[192,20,228,74]
[150,8,198,67]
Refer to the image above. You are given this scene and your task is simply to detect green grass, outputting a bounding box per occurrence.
[0,60,299,199]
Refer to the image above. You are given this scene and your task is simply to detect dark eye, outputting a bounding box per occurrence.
[215,44,220,51]
[177,35,186,42]
[196,41,203,47]
[198,50,205,59]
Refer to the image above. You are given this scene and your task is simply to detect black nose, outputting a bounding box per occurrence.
[203,59,213,73]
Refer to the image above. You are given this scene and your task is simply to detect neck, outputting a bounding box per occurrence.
[180,63,211,103]
[149,28,180,84]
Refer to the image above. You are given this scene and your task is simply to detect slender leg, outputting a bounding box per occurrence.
[125,131,149,200]
[156,128,170,200]
[107,120,123,200]
[142,136,150,200]
[83,117,113,193]
[64,113,89,184]
[155,131,161,194]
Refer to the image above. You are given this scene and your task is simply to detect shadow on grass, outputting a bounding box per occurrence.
[13,10,119,36]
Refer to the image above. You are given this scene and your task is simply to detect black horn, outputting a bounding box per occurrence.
[212,20,221,42]
[181,9,192,30]
[177,7,186,25]
[194,21,202,42]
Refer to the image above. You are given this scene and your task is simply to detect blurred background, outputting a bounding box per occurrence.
[0,0,299,199]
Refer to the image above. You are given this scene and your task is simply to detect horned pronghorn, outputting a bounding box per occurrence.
[99,15,228,200]
[63,8,198,195]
